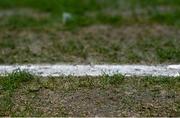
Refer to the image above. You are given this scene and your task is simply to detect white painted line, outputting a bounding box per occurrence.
[167,65,180,70]
[0,64,179,77]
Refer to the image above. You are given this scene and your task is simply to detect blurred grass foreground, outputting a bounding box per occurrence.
[0,0,179,64]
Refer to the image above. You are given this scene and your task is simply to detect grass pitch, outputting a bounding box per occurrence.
[0,0,180,117]
[0,0,179,64]
[0,71,179,116]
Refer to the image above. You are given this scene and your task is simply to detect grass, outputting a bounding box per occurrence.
[0,69,34,91]
[0,71,179,116]
[0,70,34,116]
[0,0,180,29]
[0,0,179,116]
[100,74,125,86]
[0,32,179,64]
[0,0,121,29]
[0,0,180,64]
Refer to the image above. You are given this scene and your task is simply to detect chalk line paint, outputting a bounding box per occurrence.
[0,64,179,77]
[167,65,180,70]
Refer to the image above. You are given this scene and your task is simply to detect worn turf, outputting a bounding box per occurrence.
[0,0,180,64]
[0,71,179,116]
[0,1,180,116]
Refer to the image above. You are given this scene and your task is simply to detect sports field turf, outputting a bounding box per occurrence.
[0,0,180,117]
[0,0,180,64]
[0,71,179,116]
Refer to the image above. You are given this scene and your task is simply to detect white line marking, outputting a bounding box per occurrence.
[0,64,179,77]
[167,65,180,70]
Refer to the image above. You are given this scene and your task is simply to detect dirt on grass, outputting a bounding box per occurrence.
[0,0,180,117]
[0,1,180,64]
[0,24,179,64]
[1,76,179,117]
